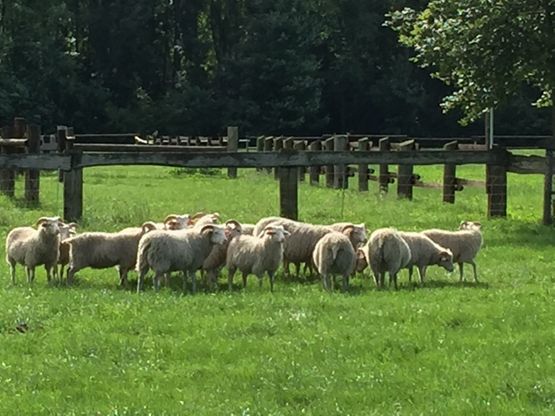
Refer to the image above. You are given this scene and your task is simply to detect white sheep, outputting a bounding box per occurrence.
[136,224,226,293]
[422,221,483,282]
[356,228,411,289]
[398,231,454,285]
[5,217,61,284]
[64,222,157,286]
[312,228,356,291]
[56,222,78,281]
[226,224,290,292]
[201,220,244,289]
[161,214,192,230]
[191,212,221,228]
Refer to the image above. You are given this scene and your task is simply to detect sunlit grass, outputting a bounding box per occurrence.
[0,165,553,414]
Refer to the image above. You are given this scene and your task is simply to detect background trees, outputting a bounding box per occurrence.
[0,0,550,136]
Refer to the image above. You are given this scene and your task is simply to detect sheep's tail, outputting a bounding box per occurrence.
[329,244,342,263]
[371,233,391,270]
[135,238,151,276]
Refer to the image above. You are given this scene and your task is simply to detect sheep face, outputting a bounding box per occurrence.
[59,222,77,241]
[436,249,454,272]
[355,248,368,272]
[201,225,227,245]
[343,223,367,247]
[36,217,61,236]
[164,214,191,230]
[224,220,243,239]
[459,221,481,231]
[263,225,289,243]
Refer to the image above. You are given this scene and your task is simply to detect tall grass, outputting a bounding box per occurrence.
[0,166,553,415]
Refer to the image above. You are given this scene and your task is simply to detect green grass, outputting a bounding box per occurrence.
[0,166,553,415]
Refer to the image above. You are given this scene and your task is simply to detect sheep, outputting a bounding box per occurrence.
[252,217,367,278]
[226,224,290,292]
[422,221,483,282]
[201,220,244,289]
[136,224,227,293]
[312,228,357,291]
[398,231,454,285]
[56,222,78,281]
[64,222,157,286]
[241,223,255,235]
[356,228,411,289]
[5,217,61,284]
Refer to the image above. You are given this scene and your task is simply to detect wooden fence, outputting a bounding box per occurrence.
[0,117,552,223]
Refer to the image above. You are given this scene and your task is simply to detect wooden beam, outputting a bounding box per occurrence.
[256,136,265,173]
[507,154,547,174]
[64,152,83,222]
[72,144,226,152]
[323,138,334,187]
[273,137,284,179]
[378,138,390,193]
[486,164,507,218]
[294,140,306,182]
[263,137,274,174]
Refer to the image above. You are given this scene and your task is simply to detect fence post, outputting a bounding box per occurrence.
[308,140,321,186]
[279,138,298,221]
[397,140,415,199]
[24,124,41,204]
[63,128,83,222]
[323,137,335,188]
[256,136,264,172]
[294,140,306,182]
[333,135,348,189]
[227,126,239,178]
[378,137,390,194]
[0,117,22,197]
[273,137,284,179]
[486,161,507,218]
[358,137,370,192]
[543,147,554,225]
[443,140,458,203]
[264,137,274,174]
[57,126,68,183]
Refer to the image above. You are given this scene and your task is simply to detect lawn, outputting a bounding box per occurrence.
[0,165,553,415]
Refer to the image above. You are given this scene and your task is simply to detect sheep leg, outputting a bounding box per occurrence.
[470,261,478,283]
[342,274,349,292]
[283,259,290,278]
[458,262,465,282]
[67,266,78,285]
[242,272,248,289]
[418,266,426,285]
[294,263,301,279]
[136,270,147,293]
[228,267,236,291]
[268,271,275,292]
[321,274,329,291]
[25,267,32,283]
[45,265,53,283]
[408,266,413,283]
[9,262,16,284]
[119,268,129,288]
[190,271,197,294]
[391,273,398,290]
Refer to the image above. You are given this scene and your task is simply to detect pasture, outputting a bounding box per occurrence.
[0,164,553,415]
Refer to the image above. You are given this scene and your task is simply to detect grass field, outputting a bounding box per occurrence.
[0,165,553,415]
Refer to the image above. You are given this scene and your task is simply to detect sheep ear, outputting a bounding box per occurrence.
[68,222,78,230]
[200,224,215,235]
[36,217,50,226]
[342,225,354,236]
[225,219,242,231]
[191,212,206,222]
[164,214,178,223]
[141,221,157,233]
[283,230,291,236]
[439,250,451,261]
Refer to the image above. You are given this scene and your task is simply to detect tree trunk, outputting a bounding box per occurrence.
[543,101,555,225]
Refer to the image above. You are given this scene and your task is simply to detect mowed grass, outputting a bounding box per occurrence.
[0,165,553,415]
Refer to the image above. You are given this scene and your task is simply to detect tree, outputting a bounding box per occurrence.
[386,0,554,125]
[387,0,555,223]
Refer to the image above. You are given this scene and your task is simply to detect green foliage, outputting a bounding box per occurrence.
[387,0,555,125]
[0,166,554,413]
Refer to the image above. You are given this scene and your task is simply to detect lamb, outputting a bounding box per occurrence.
[136,224,227,293]
[422,221,483,282]
[398,231,454,285]
[312,228,357,291]
[56,222,78,281]
[226,224,290,292]
[5,217,61,284]
[356,228,411,289]
[64,222,157,286]
[201,220,244,289]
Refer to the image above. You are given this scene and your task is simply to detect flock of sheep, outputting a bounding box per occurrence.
[4,212,483,292]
